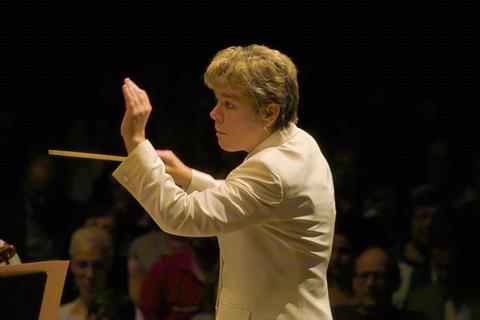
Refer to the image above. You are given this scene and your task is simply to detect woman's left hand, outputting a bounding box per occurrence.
[121,77,152,153]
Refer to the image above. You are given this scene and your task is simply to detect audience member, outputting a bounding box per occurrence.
[63,115,109,207]
[359,183,403,247]
[328,222,356,307]
[83,204,117,235]
[127,218,190,305]
[81,203,131,297]
[90,174,153,259]
[405,212,480,319]
[451,151,480,211]
[83,175,159,299]
[87,288,138,320]
[391,185,443,308]
[333,246,426,320]
[22,153,72,261]
[411,140,455,204]
[329,144,362,222]
[57,225,143,320]
[138,237,219,320]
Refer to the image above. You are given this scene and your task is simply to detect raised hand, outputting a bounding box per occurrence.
[121,77,152,153]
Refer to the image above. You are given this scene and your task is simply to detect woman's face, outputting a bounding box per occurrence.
[210,88,269,153]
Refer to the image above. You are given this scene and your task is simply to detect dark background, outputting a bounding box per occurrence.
[1,1,479,252]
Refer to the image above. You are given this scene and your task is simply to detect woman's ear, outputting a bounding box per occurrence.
[263,103,280,129]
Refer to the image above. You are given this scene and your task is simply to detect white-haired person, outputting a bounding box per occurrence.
[57,225,142,320]
[113,44,336,319]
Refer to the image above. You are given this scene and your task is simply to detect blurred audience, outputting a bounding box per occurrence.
[57,225,143,320]
[452,152,480,212]
[333,246,427,320]
[87,288,138,320]
[127,218,190,306]
[328,222,357,307]
[405,232,480,320]
[22,153,72,261]
[359,183,403,247]
[13,91,478,320]
[330,144,362,222]
[412,140,455,204]
[138,237,219,320]
[81,202,130,297]
[391,186,444,308]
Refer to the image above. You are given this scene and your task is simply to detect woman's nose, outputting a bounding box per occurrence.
[210,103,220,121]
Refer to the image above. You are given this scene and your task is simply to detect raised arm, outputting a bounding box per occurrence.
[120,77,151,153]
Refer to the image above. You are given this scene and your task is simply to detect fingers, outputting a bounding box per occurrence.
[122,77,152,111]
[122,79,137,107]
[156,149,175,164]
[124,77,143,95]
[156,149,178,169]
[156,149,174,158]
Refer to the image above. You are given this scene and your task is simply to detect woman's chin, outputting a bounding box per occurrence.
[218,141,238,153]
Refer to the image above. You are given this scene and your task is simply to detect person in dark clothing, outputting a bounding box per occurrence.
[333,246,426,320]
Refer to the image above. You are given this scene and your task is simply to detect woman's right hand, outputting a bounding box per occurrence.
[156,149,193,190]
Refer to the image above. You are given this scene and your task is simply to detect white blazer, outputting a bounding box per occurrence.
[113,124,336,320]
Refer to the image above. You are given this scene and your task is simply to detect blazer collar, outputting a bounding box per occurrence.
[246,123,299,160]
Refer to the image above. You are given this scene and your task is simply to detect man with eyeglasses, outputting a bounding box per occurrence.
[332,246,426,320]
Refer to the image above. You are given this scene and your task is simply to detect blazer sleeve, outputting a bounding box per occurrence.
[112,140,283,237]
[186,169,223,193]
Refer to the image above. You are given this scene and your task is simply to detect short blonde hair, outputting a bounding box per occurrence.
[204,44,299,130]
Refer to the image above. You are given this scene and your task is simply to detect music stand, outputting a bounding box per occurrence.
[0,260,69,320]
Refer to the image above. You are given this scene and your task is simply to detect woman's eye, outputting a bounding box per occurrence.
[223,101,233,109]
